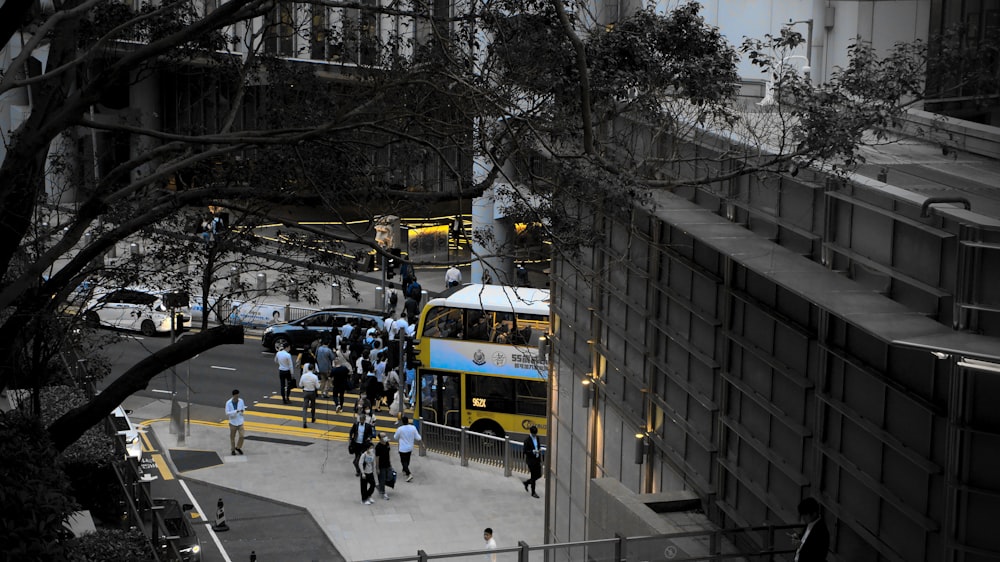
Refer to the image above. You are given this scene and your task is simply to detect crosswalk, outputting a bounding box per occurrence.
[240,388,406,442]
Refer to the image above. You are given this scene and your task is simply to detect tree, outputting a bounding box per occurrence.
[2,0,980,452]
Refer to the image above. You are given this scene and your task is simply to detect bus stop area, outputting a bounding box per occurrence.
[125,396,546,562]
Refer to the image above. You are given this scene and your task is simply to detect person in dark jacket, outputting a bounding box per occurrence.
[793,497,830,562]
[349,415,375,477]
[375,432,394,500]
[522,425,542,498]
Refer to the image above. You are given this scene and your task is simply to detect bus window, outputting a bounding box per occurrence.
[515,379,547,417]
[422,307,462,339]
[467,374,515,414]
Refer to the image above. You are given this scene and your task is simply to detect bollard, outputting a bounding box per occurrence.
[330,282,341,305]
[129,242,140,256]
[374,286,383,311]
[256,273,267,296]
[213,497,229,531]
[289,279,299,302]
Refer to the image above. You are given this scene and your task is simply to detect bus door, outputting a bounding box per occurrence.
[417,370,462,428]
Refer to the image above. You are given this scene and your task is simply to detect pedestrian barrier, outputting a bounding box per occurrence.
[418,420,530,477]
[365,524,803,562]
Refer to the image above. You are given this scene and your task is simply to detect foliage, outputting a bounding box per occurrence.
[0,0,980,459]
[0,410,78,562]
[66,528,153,562]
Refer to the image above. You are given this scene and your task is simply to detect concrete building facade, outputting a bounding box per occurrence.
[544,2,1000,561]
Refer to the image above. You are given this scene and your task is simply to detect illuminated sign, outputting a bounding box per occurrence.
[427,340,547,378]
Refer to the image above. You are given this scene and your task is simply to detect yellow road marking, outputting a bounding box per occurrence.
[140,431,155,452]
[152,453,174,480]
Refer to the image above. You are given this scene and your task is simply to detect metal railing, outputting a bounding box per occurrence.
[365,524,803,562]
[417,420,532,477]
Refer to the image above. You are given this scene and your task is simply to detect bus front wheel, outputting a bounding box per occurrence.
[470,420,506,440]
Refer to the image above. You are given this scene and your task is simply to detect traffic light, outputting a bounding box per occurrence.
[387,248,401,279]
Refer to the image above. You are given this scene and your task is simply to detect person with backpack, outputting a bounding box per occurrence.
[385,283,399,315]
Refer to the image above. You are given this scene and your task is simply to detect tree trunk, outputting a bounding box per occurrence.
[47,325,244,451]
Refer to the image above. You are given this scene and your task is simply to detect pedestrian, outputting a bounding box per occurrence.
[406,278,422,301]
[296,341,317,377]
[516,263,529,287]
[299,363,321,428]
[393,415,422,481]
[199,214,212,245]
[483,528,497,562]
[445,264,462,287]
[375,432,393,500]
[350,413,375,477]
[792,497,830,562]
[315,339,335,398]
[367,354,384,412]
[522,425,542,498]
[385,282,399,316]
[404,293,420,320]
[226,389,246,455]
[275,344,294,404]
[330,345,351,412]
[390,312,408,341]
[384,367,400,414]
[359,441,377,505]
[340,320,354,342]
[482,268,493,285]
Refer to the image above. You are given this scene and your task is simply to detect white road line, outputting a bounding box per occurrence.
[210,365,237,371]
[178,479,233,562]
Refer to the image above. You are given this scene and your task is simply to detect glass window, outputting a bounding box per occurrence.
[422,306,463,339]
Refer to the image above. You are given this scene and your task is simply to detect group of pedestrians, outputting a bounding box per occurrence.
[352,413,422,505]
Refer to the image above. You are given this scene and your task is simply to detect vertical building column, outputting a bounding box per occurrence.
[471,186,513,284]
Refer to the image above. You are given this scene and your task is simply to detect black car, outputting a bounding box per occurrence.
[153,498,201,562]
[261,308,384,352]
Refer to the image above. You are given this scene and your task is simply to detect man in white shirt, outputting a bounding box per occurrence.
[392,314,409,340]
[275,344,294,404]
[483,528,497,562]
[225,389,246,455]
[445,265,462,287]
[393,415,422,481]
[299,363,321,428]
[339,321,354,341]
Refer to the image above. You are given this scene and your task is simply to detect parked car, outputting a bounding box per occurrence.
[82,287,192,336]
[262,308,384,352]
[153,498,201,562]
[110,405,142,463]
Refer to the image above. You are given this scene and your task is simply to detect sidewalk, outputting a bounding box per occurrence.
[127,397,545,562]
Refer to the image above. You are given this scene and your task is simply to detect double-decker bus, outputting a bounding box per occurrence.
[413,284,550,438]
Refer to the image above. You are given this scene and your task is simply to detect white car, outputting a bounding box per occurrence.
[111,405,143,462]
[83,287,192,336]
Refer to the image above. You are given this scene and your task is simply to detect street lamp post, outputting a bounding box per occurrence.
[786,19,814,80]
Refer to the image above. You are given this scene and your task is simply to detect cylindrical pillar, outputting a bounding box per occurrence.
[289,279,299,302]
[129,242,140,256]
[256,273,267,295]
[374,286,383,312]
[471,187,514,284]
[330,282,342,305]
[229,266,239,292]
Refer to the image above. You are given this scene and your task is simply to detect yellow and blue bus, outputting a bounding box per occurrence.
[413,284,550,438]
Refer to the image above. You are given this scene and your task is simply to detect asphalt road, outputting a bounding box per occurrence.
[100,330,275,410]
